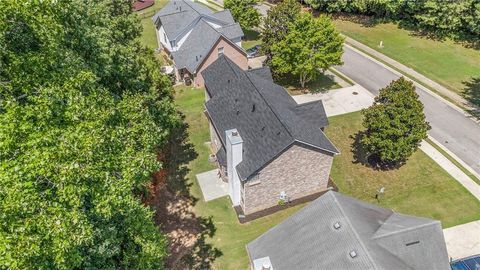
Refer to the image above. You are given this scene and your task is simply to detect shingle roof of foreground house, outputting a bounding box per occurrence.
[203,55,338,180]
[247,191,450,270]
[152,0,243,73]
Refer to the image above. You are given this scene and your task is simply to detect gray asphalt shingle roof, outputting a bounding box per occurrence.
[247,191,450,270]
[203,56,338,180]
[153,0,244,73]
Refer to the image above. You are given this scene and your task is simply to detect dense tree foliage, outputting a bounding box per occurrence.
[271,13,343,88]
[0,0,178,269]
[361,78,430,166]
[261,0,301,60]
[224,0,260,30]
[304,0,480,43]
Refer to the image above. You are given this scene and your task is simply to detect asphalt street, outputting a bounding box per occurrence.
[336,46,480,175]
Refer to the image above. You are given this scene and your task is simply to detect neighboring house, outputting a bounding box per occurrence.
[247,191,451,270]
[152,0,247,87]
[202,55,339,216]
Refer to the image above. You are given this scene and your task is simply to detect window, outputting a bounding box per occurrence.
[217,47,224,56]
[163,33,167,43]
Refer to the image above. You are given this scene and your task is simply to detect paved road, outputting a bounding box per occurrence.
[336,46,480,175]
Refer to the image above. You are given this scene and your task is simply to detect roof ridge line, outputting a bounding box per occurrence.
[333,193,380,270]
[244,73,295,140]
[372,218,440,239]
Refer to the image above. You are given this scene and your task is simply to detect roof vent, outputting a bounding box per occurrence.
[333,222,341,230]
[349,250,358,258]
[179,6,182,11]
[228,79,231,83]
[232,131,239,136]
[406,241,420,246]
[196,55,198,62]
[252,104,256,112]
[236,110,240,115]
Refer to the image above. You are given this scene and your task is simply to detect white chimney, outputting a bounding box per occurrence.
[226,129,243,206]
[253,257,273,270]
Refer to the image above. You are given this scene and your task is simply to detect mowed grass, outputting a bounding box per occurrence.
[136,0,168,49]
[174,86,306,269]
[333,19,480,97]
[175,88,480,268]
[326,111,480,228]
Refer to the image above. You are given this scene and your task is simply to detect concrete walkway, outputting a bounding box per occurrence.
[293,85,374,117]
[444,220,480,260]
[420,141,480,201]
[344,36,478,112]
[196,169,228,202]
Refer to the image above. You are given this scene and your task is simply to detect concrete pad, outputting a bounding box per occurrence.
[248,56,267,69]
[444,220,480,260]
[196,169,228,202]
[293,85,374,117]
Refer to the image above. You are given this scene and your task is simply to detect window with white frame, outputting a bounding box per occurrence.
[218,47,224,56]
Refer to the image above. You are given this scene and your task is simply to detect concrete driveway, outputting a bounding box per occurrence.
[293,85,374,117]
[444,220,480,260]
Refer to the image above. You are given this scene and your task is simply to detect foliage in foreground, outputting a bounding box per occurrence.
[224,0,260,30]
[271,13,344,88]
[304,0,480,44]
[0,0,178,269]
[361,78,430,167]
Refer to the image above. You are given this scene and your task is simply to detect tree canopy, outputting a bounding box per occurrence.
[224,0,260,30]
[271,13,344,88]
[0,1,177,269]
[261,0,301,60]
[304,0,480,44]
[361,77,431,167]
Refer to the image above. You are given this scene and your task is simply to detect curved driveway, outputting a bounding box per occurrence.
[336,46,480,175]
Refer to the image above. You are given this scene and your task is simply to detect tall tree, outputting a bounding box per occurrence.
[361,77,431,167]
[261,0,301,60]
[271,13,344,88]
[0,0,178,269]
[224,0,260,30]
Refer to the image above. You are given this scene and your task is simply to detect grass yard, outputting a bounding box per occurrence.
[277,72,341,95]
[174,87,480,268]
[333,19,480,103]
[242,29,262,50]
[174,86,306,269]
[326,111,480,228]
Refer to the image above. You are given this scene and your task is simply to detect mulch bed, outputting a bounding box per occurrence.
[133,0,154,12]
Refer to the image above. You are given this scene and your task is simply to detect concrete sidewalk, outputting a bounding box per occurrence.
[344,36,478,112]
[444,220,480,260]
[293,85,374,117]
[420,141,480,201]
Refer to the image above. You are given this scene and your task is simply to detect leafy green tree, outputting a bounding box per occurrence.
[271,13,343,88]
[261,0,301,60]
[0,0,178,269]
[361,77,431,166]
[224,0,260,30]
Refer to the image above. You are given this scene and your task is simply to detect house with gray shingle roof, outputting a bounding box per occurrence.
[202,55,339,217]
[247,191,451,270]
[152,0,247,87]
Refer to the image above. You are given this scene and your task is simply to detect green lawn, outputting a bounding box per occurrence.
[242,29,262,50]
[278,73,341,95]
[174,86,306,269]
[333,19,480,102]
[326,111,480,228]
[175,87,480,268]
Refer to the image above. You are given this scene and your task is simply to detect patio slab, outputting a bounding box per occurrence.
[196,169,229,202]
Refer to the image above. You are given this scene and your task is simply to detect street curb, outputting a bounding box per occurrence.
[427,135,480,181]
[344,43,480,125]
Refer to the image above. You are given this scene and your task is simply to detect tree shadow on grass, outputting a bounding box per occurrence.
[146,112,222,269]
[463,76,480,118]
[350,131,403,171]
